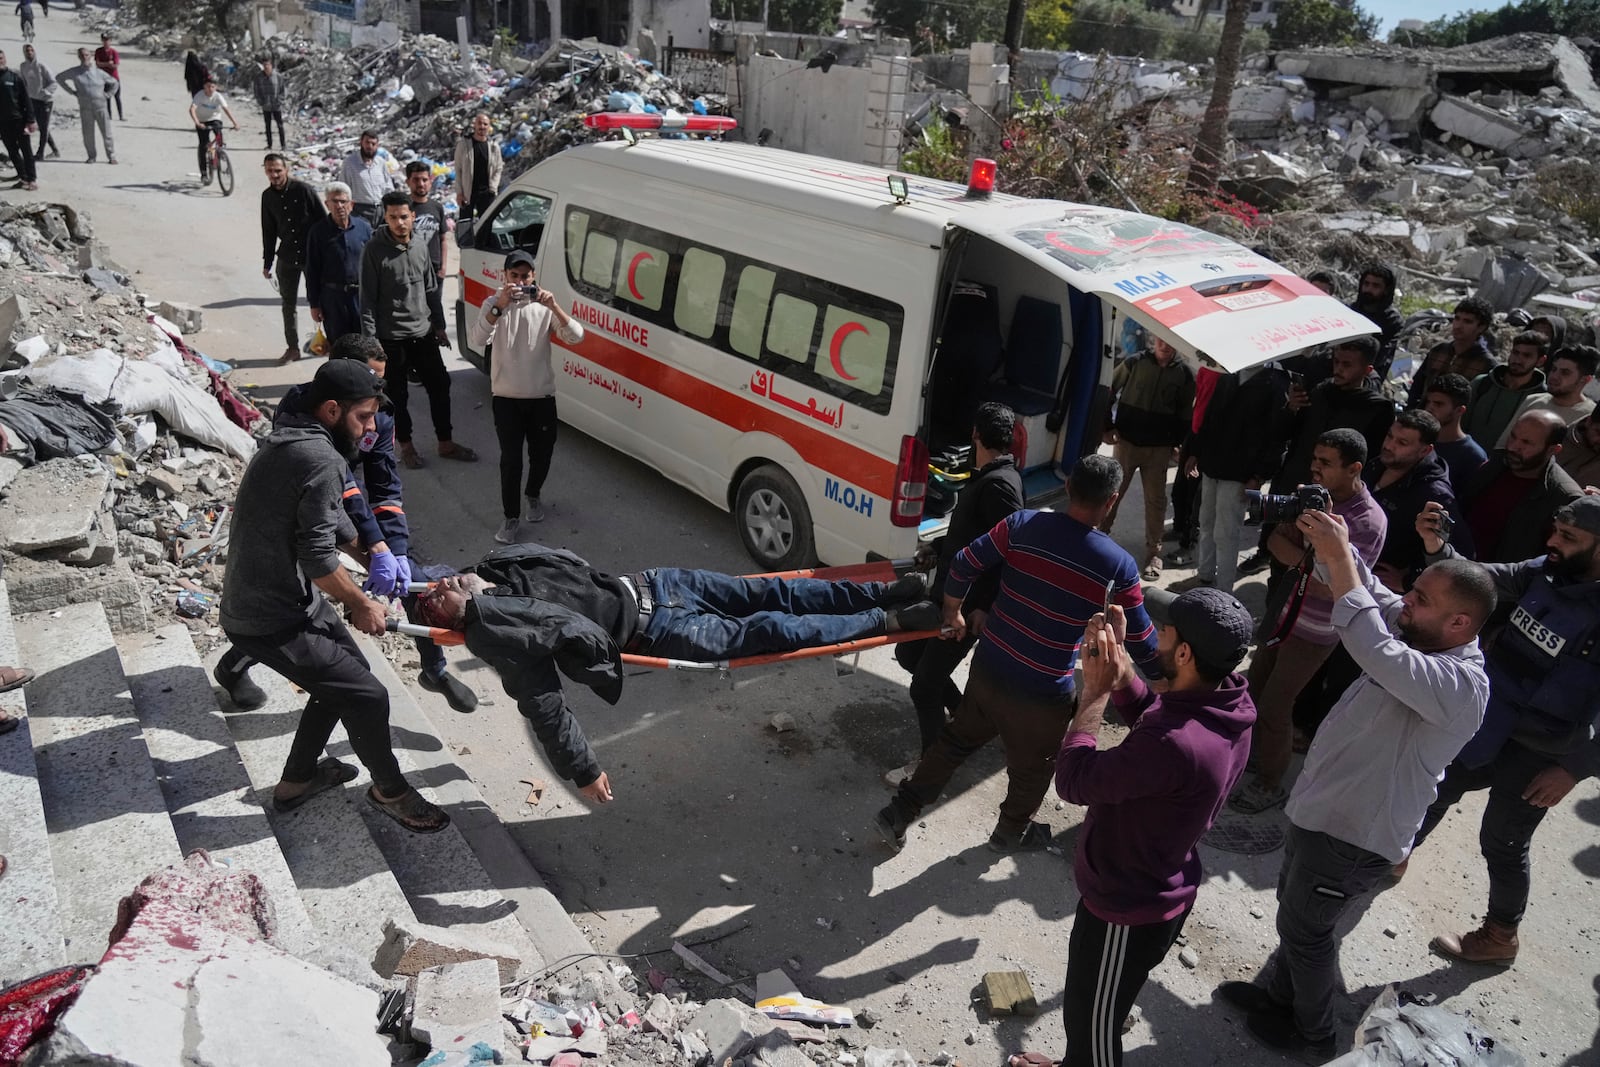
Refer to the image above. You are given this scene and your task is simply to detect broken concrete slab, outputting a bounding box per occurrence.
[409,958,504,1060]
[0,293,28,343]
[157,300,203,334]
[1551,36,1600,115]
[0,455,111,552]
[141,467,185,498]
[1276,50,1432,90]
[1351,87,1435,130]
[1430,94,1544,157]
[372,915,523,985]
[2,553,148,632]
[687,998,777,1063]
[36,854,390,1066]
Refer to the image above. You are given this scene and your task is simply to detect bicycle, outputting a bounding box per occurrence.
[198,119,233,196]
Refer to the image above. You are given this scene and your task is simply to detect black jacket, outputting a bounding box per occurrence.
[932,454,1024,607]
[1277,382,1395,491]
[0,68,34,125]
[1462,456,1583,564]
[1364,451,1466,584]
[1191,367,1292,484]
[461,544,636,787]
[261,178,327,269]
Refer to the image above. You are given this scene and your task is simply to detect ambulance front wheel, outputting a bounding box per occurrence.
[735,464,816,571]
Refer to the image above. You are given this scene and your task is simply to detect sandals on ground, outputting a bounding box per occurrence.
[0,666,35,693]
[271,757,358,812]
[366,785,451,834]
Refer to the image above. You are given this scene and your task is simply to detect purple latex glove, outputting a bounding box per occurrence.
[364,550,400,597]
[394,555,413,594]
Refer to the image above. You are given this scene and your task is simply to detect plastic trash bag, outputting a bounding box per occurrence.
[308,328,328,358]
[1336,985,1525,1066]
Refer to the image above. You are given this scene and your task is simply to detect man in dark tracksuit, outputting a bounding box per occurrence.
[893,401,1022,770]
[0,50,38,191]
[1407,496,1600,968]
[413,545,936,804]
[217,359,448,834]
[361,190,473,467]
[261,151,326,364]
[305,181,372,343]
[215,336,477,714]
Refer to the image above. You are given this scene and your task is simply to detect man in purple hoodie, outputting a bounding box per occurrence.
[1045,587,1256,1067]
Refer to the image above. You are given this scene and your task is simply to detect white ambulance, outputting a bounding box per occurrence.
[453,139,1376,570]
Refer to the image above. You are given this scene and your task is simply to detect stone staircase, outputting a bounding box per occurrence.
[0,581,591,992]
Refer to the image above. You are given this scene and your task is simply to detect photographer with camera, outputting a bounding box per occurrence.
[1228,429,1388,814]
[469,249,584,543]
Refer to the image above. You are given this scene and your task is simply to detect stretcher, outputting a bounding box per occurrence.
[385,559,943,672]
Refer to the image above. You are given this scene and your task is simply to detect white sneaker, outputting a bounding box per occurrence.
[524,495,546,523]
[494,518,519,544]
[883,760,918,788]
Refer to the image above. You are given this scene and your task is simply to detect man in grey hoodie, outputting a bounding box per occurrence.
[360,189,474,468]
[218,359,449,834]
[53,46,116,163]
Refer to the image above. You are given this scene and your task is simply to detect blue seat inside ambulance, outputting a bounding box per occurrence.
[927,280,1005,450]
[988,296,1063,416]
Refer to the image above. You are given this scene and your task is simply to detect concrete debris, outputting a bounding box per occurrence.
[107,3,730,216]
[410,958,506,1063]
[373,915,526,985]
[157,301,204,334]
[30,851,390,1066]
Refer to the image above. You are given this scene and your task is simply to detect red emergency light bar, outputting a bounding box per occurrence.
[584,113,738,133]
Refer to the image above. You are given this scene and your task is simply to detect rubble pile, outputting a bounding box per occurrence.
[0,197,261,634]
[82,8,727,212]
[1218,33,1600,324]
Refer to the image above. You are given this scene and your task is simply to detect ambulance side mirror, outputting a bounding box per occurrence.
[456,219,477,249]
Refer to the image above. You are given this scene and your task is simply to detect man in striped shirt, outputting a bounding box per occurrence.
[876,455,1165,854]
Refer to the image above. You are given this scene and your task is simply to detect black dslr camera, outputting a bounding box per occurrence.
[1243,484,1331,526]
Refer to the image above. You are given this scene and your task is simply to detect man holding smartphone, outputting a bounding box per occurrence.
[468,250,584,542]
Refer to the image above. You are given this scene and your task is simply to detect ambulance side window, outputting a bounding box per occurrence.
[728,267,775,358]
[767,294,818,365]
[675,248,726,339]
[614,237,670,312]
[565,211,589,279]
[479,192,551,254]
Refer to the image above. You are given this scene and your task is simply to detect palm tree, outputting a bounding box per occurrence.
[1186,0,1250,195]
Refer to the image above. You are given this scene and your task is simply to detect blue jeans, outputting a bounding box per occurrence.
[639,568,891,661]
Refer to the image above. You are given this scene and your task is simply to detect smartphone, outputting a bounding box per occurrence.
[1287,370,1306,389]
[1089,580,1115,658]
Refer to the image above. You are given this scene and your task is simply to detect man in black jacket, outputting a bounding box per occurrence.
[1176,363,1292,596]
[414,545,937,803]
[1366,409,1465,589]
[1461,409,1583,563]
[892,401,1023,778]
[1243,336,1394,574]
[1351,263,1404,375]
[1101,338,1196,580]
[261,152,327,365]
[0,50,38,191]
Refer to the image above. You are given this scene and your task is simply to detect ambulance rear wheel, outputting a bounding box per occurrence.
[735,464,815,571]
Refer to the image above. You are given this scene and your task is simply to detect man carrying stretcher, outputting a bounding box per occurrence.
[413,543,939,802]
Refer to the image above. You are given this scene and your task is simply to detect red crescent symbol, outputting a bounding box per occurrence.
[828,322,867,380]
[626,251,652,300]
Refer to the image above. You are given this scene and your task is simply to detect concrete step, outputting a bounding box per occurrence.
[15,601,182,962]
[353,634,577,974]
[116,626,320,961]
[0,580,66,983]
[201,643,420,970]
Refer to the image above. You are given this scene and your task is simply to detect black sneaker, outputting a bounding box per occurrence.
[885,571,929,602]
[419,670,478,713]
[1215,981,1290,1017]
[1245,1009,1335,1060]
[875,800,912,852]
[892,601,941,633]
[213,662,267,711]
[1239,550,1272,575]
[988,820,1053,854]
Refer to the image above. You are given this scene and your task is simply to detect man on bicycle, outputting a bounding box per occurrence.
[188,75,237,184]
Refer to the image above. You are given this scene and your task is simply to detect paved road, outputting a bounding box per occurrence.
[18,18,1600,1064]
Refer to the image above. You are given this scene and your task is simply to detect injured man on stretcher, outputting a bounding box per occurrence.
[414,543,939,803]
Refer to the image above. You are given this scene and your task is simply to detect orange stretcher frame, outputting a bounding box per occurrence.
[389,559,941,672]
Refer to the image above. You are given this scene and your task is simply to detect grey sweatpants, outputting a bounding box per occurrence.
[78,101,113,160]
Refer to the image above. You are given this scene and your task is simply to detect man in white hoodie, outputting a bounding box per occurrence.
[469,249,583,542]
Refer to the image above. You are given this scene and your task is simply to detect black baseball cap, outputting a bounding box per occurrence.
[505,250,536,271]
[309,359,385,405]
[1144,585,1253,674]
[1556,495,1600,536]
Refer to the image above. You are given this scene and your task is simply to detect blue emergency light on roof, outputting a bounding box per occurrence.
[966,158,997,198]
